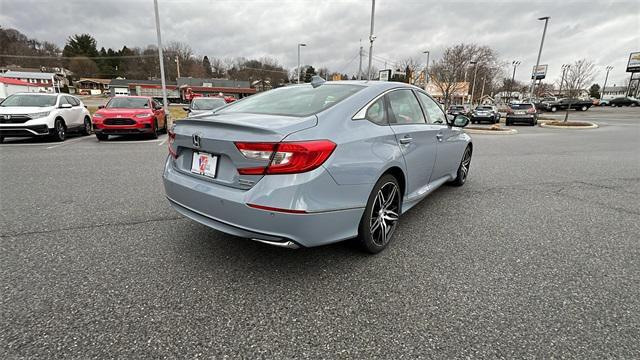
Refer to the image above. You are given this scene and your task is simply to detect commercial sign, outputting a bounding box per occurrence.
[626,52,640,72]
[531,64,548,80]
[378,69,392,81]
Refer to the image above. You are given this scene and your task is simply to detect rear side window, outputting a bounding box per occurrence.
[386,89,426,125]
[510,103,533,110]
[65,96,80,106]
[365,97,387,125]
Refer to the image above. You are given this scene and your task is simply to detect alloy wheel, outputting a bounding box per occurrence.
[57,121,65,139]
[369,182,400,247]
[460,147,471,182]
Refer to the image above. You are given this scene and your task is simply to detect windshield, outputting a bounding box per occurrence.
[191,98,227,110]
[216,84,364,117]
[0,94,57,107]
[450,106,464,110]
[510,103,533,109]
[106,97,150,109]
[476,106,492,110]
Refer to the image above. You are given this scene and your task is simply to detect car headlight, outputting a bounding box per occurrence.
[135,113,153,118]
[93,113,104,118]
[29,111,51,119]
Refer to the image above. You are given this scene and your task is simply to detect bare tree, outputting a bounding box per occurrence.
[563,59,595,122]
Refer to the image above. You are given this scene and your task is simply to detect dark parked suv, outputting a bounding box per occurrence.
[609,97,639,107]
[506,103,538,126]
[447,104,471,117]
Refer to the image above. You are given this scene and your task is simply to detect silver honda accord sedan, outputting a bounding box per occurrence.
[163,79,472,253]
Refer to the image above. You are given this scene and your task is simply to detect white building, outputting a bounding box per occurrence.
[601,85,628,100]
[0,77,42,99]
[1,71,59,93]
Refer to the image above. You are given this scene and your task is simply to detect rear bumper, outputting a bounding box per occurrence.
[506,115,535,122]
[162,157,366,248]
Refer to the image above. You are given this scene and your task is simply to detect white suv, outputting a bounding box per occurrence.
[0,93,92,143]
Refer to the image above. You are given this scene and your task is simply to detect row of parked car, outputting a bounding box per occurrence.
[447,103,538,126]
[0,93,230,143]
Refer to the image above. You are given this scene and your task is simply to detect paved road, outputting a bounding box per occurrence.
[1,108,639,358]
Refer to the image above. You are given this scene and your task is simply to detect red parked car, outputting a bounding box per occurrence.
[92,96,167,141]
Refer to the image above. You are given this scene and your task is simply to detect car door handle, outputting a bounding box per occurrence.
[436,133,444,141]
[399,136,412,144]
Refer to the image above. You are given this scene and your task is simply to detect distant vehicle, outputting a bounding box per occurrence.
[506,102,538,126]
[0,93,92,143]
[538,98,593,112]
[597,98,610,106]
[447,104,470,117]
[92,96,167,141]
[184,97,227,117]
[609,97,639,107]
[470,105,500,124]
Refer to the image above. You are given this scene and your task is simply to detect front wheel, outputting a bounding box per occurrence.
[450,146,472,187]
[50,118,66,142]
[356,174,401,254]
[149,119,159,139]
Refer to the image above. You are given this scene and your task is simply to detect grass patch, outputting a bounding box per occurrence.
[545,120,594,127]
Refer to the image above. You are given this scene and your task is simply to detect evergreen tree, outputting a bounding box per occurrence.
[202,56,213,77]
[304,65,316,82]
[589,83,601,99]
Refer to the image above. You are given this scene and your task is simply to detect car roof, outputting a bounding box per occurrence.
[12,92,58,96]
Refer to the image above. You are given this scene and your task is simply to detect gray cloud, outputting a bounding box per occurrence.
[1,0,638,85]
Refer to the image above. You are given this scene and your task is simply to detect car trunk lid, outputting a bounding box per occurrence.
[170,113,318,189]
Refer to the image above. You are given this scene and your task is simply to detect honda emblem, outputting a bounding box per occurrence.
[192,134,201,148]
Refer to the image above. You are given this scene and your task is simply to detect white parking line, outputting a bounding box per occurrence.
[99,136,166,145]
[46,136,93,149]
[157,137,168,146]
[0,142,51,147]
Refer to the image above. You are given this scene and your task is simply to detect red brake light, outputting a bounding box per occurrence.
[168,128,177,158]
[234,140,336,175]
[527,107,536,113]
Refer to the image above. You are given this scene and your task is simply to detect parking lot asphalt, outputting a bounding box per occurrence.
[1,107,639,358]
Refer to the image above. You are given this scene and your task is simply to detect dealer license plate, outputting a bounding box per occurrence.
[191,151,218,178]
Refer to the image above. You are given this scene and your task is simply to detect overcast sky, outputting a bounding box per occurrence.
[1,0,638,86]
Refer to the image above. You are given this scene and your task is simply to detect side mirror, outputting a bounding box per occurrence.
[98,105,105,109]
[183,106,189,112]
[452,115,470,128]
[59,103,72,109]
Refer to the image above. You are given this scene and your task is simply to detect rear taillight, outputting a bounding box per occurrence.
[168,128,177,158]
[527,107,536,114]
[234,140,336,175]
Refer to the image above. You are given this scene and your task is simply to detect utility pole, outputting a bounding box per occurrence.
[601,65,613,101]
[174,56,180,79]
[422,50,430,90]
[366,0,376,80]
[153,0,169,123]
[470,61,478,106]
[480,78,486,103]
[357,44,363,80]
[297,43,306,84]
[510,60,520,102]
[559,64,569,97]
[530,16,550,100]
[563,64,573,122]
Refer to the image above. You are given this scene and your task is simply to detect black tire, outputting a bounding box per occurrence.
[149,119,159,139]
[580,105,588,111]
[81,116,92,136]
[550,106,557,112]
[96,133,109,141]
[356,174,401,254]
[50,118,66,142]
[631,103,637,107]
[505,120,511,126]
[450,146,472,187]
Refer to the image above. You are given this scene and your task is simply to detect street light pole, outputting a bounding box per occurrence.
[367,0,376,80]
[601,65,613,102]
[470,61,478,106]
[153,0,169,122]
[559,64,569,97]
[297,43,306,84]
[530,16,550,100]
[510,60,520,103]
[175,56,180,79]
[422,50,430,90]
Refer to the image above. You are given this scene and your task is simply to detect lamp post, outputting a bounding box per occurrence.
[601,65,613,102]
[367,0,376,80]
[153,0,169,120]
[530,16,550,100]
[422,50,430,89]
[469,60,478,106]
[297,43,306,84]
[559,64,570,97]
[510,60,520,103]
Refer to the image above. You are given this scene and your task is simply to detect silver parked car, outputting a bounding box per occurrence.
[184,97,228,117]
[163,80,472,253]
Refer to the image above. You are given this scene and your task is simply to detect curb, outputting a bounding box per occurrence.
[539,121,598,129]
[464,128,518,135]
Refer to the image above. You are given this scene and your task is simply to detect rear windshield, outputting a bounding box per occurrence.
[191,98,226,110]
[216,84,364,117]
[510,103,533,109]
[107,97,150,109]
[0,94,57,107]
[449,106,464,110]
[476,106,492,110]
